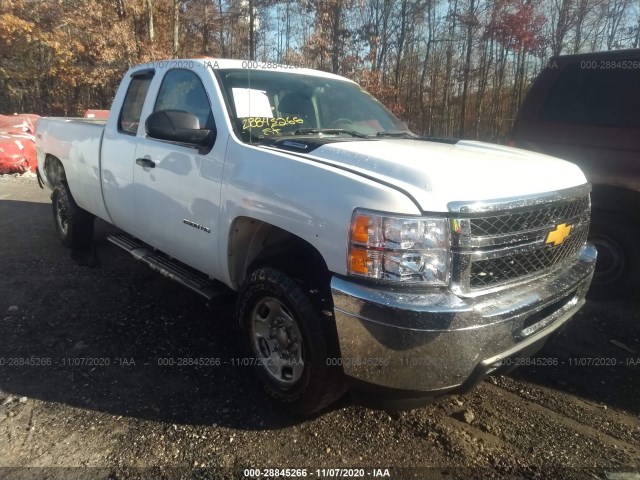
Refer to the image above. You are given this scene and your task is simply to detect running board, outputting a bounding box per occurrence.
[107,234,228,302]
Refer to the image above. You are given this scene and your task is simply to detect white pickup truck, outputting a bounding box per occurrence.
[36,59,596,416]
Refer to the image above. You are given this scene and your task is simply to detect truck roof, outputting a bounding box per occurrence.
[127,58,357,84]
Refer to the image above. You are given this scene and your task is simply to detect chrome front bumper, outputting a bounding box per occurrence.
[331,244,597,395]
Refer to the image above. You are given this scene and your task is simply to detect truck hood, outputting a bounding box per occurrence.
[305,139,588,212]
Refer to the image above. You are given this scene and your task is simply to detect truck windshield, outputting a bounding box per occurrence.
[215,69,410,143]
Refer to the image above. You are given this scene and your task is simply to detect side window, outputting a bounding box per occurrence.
[154,69,214,129]
[540,62,640,128]
[118,73,153,135]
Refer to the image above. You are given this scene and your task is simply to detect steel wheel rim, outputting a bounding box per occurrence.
[55,196,69,236]
[250,296,305,386]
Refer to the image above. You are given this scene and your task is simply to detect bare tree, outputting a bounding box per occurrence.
[147,0,154,42]
[605,0,633,49]
[550,0,574,56]
[173,0,180,57]
[459,0,477,137]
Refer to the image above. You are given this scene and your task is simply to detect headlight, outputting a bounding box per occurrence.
[347,209,450,285]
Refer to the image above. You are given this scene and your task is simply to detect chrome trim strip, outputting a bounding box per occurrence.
[452,213,590,248]
[447,184,591,214]
[462,222,588,261]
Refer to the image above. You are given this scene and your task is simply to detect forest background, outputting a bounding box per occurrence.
[1,0,639,141]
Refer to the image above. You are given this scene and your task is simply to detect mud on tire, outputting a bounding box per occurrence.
[237,267,346,417]
[52,182,94,249]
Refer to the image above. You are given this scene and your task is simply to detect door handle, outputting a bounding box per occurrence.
[136,157,155,168]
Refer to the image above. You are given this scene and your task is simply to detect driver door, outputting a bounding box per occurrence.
[133,68,224,277]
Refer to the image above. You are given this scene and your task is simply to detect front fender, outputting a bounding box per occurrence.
[218,139,420,287]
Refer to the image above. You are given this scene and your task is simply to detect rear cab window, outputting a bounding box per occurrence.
[118,70,154,135]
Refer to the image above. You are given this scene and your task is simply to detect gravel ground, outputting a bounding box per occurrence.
[1,174,639,480]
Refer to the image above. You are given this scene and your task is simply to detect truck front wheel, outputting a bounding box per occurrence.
[237,267,345,417]
[52,182,94,249]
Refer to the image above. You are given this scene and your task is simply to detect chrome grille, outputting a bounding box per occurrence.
[469,224,589,287]
[449,185,591,293]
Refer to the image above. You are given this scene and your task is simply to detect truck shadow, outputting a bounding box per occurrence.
[0,198,638,430]
[505,298,640,415]
[0,200,318,430]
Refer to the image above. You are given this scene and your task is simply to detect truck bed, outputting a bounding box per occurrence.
[36,117,110,221]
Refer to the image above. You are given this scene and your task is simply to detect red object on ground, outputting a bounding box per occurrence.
[0,114,40,174]
[84,109,109,119]
[0,114,39,135]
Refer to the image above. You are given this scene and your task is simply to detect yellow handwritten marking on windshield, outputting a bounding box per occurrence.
[242,116,304,130]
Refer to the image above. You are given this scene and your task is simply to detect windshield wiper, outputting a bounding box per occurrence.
[375,130,417,138]
[293,128,370,139]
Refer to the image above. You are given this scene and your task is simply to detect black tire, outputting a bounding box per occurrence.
[52,182,94,249]
[237,267,346,417]
[588,212,640,300]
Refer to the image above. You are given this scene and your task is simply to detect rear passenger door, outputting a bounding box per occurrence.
[102,69,154,238]
[132,68,225,277]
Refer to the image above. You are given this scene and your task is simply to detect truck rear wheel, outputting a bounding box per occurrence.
[52,182,94,249]
[588,212,640,300]
[237,267,345,417]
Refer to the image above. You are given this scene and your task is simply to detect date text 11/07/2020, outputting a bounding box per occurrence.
[494,356,639,367]
[143,59,304,71]
[3,356,638,368]
[243,468,391,478]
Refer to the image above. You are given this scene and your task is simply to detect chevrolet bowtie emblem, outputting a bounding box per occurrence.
[546,223,572,246]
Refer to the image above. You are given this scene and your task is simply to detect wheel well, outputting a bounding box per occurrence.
[44,155,66,186]
[228,218,330,289]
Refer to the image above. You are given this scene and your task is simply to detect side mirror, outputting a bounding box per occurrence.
[145,110,213,147]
